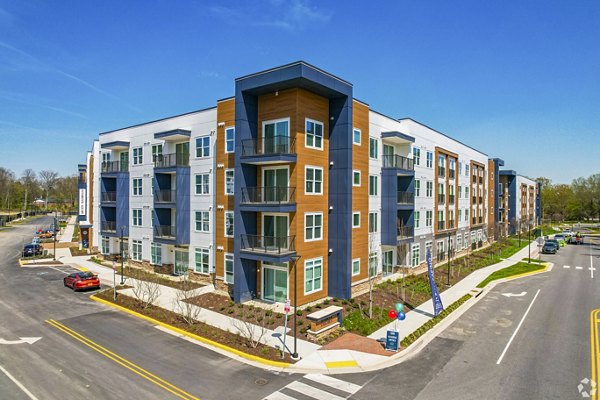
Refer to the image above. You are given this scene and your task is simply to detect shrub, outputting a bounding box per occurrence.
[323,299,330,305]
[265,309,273,317]
[296,309,303,316]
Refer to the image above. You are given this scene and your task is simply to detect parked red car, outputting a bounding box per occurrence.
[63,272,100,291]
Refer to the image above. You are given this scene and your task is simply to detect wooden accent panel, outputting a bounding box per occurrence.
[469,160,486,229]
[215,98,235,279]
[487,159,495,238]
[434,147,459,236]
[351,100,369,283]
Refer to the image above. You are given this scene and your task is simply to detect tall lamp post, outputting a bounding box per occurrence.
[53,210,57,261]
[527,221,532,263]
[120,225,126,285]
[446,236,452,286]
[289,254,301,360]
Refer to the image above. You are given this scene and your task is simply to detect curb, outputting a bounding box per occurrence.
[479,262,551,290]
[89,295,291,370]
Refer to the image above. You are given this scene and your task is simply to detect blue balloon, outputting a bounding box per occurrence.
[395,303,404,313]
[397,312,406,321]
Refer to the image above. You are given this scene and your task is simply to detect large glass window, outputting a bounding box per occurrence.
[151,144,163,162]
[369,138,378,159]
[225,127,235,153]
[132,209,142,226]
[225,169,234,195]
[132,147,143,165]
[225,211,234,237]
[132,178,142,196]
[368,212,378,233]
[195,248,210,274]
[411,244,420,267]
[101,236,110,255]
[305,213,323,241]
[132,240,142,261]
[305,167,323,194]
[305,119,323,149]
[304,258,323,294]
[195,174,210,195]
[224,253,234,284]
[413,147,421,166]
[263,119,289,153]
[195,211,210,232]
[353,128,361,145]
[151,243,162,265]
[195,136,210,158]
[369,175,378,196]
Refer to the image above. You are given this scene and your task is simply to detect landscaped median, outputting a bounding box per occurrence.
[476,259,549,289]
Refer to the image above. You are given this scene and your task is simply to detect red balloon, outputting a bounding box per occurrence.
[388,309,397,319]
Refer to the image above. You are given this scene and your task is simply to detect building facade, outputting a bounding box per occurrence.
[80,61,539,307]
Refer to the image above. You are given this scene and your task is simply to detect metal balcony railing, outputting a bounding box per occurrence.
[154,225,176,238]
[101,161,128,173]
[448,194,455,204]
[472,175,477,183]
[447,219,455,229]
[397,191,414,205]
[397,225,414,239]
[241,136,296,157]
[472,217,477,224]
[449,170,455,179]
[101,191,116,202]
[154,190,176,203]
[101,221,116,232]
[479,196,483,203]
[472,196,477,204]
[382,155,414,170]
[437,220,445,230]
[438,194,446,205]
[438,167,446,178]
[478,217,483,224]
[240,187,296,204]
[241,235,295,254]
[153,153,189,168]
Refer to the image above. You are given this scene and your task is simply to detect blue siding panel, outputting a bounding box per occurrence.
[176,167,190,245]
[115,172,129,236]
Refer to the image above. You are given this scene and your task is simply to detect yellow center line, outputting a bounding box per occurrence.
[591,309,600,400]
[45,319,200,400]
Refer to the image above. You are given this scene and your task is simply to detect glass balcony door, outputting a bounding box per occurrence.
[263,119,289,154]
[383,250,394,276]
[262,262,288,303]
[176,142,189,165]
[174,249,189,276]
[262,214,288,250]
[263,167,288,203]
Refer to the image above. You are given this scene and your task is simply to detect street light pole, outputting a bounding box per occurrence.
[290,254,301,360]
[120,225,125,285]
[528,222,531,263]
[53,210,57,261]
[446,235,451,286]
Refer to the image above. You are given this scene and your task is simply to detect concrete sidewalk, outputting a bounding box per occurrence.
[54,241,544,373]
[58,216,77,243]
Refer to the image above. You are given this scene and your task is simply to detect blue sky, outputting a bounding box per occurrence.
[0,0,598,184]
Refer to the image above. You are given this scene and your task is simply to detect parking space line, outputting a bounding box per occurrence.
[0,364,40,400]
[576,266,583,270]
[564,265,571,269]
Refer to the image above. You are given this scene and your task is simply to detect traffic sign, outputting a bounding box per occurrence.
[284,299,291,314]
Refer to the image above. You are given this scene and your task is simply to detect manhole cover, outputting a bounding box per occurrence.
[255,378,269,386]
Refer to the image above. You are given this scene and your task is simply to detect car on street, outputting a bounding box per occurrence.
[22,244,43,257]
[546,238,560,250]
[31,237,40,245]
[553,234,567,247]
[569,232,583,245]
[542,242,558,254]
[63,272,101,291]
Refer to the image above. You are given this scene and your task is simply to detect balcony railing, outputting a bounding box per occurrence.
[153,153,189,168]
[382,155,414,170]
[397,225,414,239]
[437,220,445,230]
[397,191,414,205]
[447,220,455,229]
[101,221,116,233]
[241,136,296,157]
[438,167,446,178]
[448,194,455,204]
[101,191,116,202]
[479,196,483,203]
[438,194,446,205]
[241,235,295,254]
[154,190,176,203]
[154,225,176,238]
[472,196,477,204]
[472,217,477,224]
[101,161,128,173]
[472,175,477,183]
[478,217,483,224]
[479,177,483,184]
[240,187,296,204]
[449,170,455,179]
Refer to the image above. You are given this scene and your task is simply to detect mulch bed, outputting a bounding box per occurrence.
[95,289,296,364]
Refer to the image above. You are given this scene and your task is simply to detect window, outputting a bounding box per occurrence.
[456,234,462,250]
[426,181,433,197]
[224,253,234,284]
[195,136,210,158]
[465,186,469,197]
[102,152,111,164]
[132,209,142,226]
[132,178,142,196]
[425,241,433,258]
[352,212,360,228]
[369,175,378,196]
[132,147,143,165]
[353,128,361,145]
[305,166,323,195]
[195,248,210,274]
[101,236,110,255]
[195,211,210,232]
[305,119,323,150]
[225,169,234,195]
[438,155,446,177]
[465,164,470,176]
[225,211,234,237]
[411,244,420,267]
[426,210,433,227]
[413,147,421,166]
[414,211,420,229]
[437,240,445,259]
[353,170,361,186]
[438,183,445,195]
[131,240,142,261]
[458,209,462,222]
[304,257,323,294]
[414,180,420,197]
[458,161,463,175]
[499,182,504,193]
[305,212,323,241]
[195,174,210,195]
[368,212,378,233]
[465,208,469,221]
[369,138,378,159]
[152,144,163,161]
[225,127,235,153]
[458,186,463,199]
[352,258,360,276]
[151,243,162,265]
[369,254,378,277]
[471,232,477,244]
[426,151,433,168]
[464,233,469,248]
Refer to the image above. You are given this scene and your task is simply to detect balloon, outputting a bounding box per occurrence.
[395,303,404,313]
[388,309,397,319]
[397,312,406,321]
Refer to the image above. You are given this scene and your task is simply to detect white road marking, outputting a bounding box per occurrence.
[263,392,297,400]
[303,374,362,394]
[592,239,596,279]
[0,337,41,345]
[501,292,527,298]
[286,381,345,400]
[576,266,583,270]
[0,364,40,400]
[496,289,541,365]
[563,265,570,269]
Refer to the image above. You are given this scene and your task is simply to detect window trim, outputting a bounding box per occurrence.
[304,165,323,195]
[224,253,234,284]
[304,257,323,295]
[353,128,361,145]
[150,242,162,266]
[368,211,378,233]
[369,137,378,159]
[304,212,323,242]
[194,247,210,275]
[132,178,143,196]
[224,211,234,238]
[195,173,210,195]
[132,147,143,165]
[352,258,360,276]
[305,118,324,150]
[369,175,378,196]
[131,239,142,262]
[411,244,420,267]
[353,170,361,187]
[352,211,360,228]
[224,169,234,196]
[132,209,142,227]
[225,127,235,153]
[194,211,210,233]
[195,135,211,158]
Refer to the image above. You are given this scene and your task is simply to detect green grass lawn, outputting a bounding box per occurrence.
[477,261,547,289]
[522,258,544,264]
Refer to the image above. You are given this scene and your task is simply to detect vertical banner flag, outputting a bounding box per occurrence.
[427,248,444,316]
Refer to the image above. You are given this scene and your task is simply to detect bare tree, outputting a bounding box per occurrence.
[39,170,59,210]
[230,309,269,348]
[131,272,162,309]
[367,231,379,319]
[173,277,202,325]
[21,169,37,212]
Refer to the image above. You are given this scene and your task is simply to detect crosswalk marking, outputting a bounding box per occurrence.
[263,374,363,400]
[304,373,362,394]
[576,266,583,270]
[564,265,570,269]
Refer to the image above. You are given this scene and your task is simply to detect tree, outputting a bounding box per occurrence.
[38,170,59,210]
[21,169,38,211]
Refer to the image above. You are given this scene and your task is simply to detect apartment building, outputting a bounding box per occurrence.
[80,61,537,307]
[498,171,539,234]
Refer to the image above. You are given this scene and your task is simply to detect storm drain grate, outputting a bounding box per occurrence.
[255,378,269,386]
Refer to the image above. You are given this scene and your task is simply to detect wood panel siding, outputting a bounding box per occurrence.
[434,147,459,236]
[469,161,486,229]
[352,100,369,284]
[487,159,495,238]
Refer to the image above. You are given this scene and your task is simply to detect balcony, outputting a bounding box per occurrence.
[472,175,477,184]
[241,187,296,205]
[397,225,414,240]
[478,217,483,224]
[242,136,296,157]
[437,220,445,230]
[154,153,189,168]
[154,225,176,239]
[101,221,117,233]
[449,170,455,180]
[101,161,128,173]
[478,196,483,204]
[241,235,296,255]
[448,194,455,204]
[154,190,176,204]
[447,220,455,229]
[472,196,477,204]
[382,155,414,171]
[101,191,116,203]
[438,167,446,178]
[438,194,446,205]
[472,217,477,224]
[397,191,414,205]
